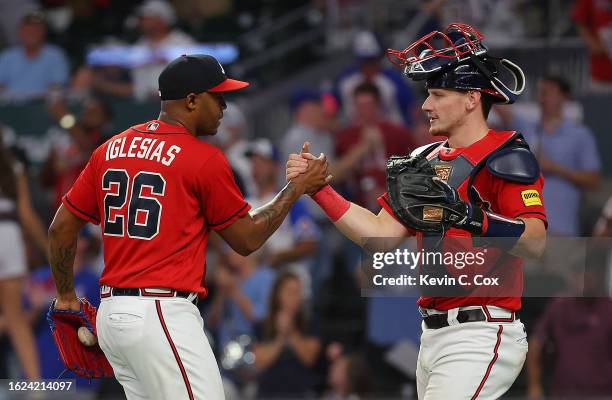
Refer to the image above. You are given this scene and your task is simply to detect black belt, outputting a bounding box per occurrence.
[110,288,198,305]
[423,309,520,329]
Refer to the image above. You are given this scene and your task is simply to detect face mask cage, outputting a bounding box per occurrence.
[387,23,526,104]
[386,23,487,80]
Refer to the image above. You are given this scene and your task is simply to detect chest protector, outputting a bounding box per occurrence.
[412,131,540,296]
[415,130,539,210]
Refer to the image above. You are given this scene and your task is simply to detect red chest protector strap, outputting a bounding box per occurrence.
[420,131,539,206]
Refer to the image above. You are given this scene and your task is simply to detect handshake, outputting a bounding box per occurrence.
[285,141,333,196]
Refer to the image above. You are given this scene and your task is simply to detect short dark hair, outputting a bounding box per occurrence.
[541,74,571,97]
[480,93,495,119]
[353,82,381,102]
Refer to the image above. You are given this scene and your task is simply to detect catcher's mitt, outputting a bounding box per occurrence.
[47,298,114,379]
[386,154,475,233]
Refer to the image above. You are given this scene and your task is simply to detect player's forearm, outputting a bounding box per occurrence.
[310,186,408,249]
[509,218,546,259]
[48,206,86,300]
[244,182,303,254]
[334,203,384,246]
[48,225,78,300]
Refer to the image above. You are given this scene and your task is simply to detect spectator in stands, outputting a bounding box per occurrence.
[245,138,320,299]
[23,229,101,390]
[253,272,321,398]
[335,82,416,211]
[0,129,48,379]
[324,353,371,400]
[41,97,113,208]
[0,10,69,102]
[87,0,195,100]
[526,264,612,399]
[209,102,255,196]
[207,249,276,349]
[572,0,612,92]
[281,89,335,162]
[334,30,415,126]
[497,75,601,235]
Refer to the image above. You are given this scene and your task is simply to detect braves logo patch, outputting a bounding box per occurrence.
[146,122,159,131]
[434,165,453,182]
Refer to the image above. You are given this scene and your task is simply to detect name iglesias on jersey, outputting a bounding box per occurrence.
[106,136,182,166]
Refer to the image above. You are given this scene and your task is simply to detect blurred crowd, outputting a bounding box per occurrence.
[1,0,612,399]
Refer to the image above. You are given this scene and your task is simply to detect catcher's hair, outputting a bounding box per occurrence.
[0,128,17,200]
[481,93,495,119]
[262,271,307,340]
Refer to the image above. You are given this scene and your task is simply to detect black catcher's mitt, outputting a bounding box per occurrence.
[386,154,473,233]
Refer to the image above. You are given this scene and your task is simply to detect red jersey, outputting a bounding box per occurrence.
[63,120,251,296]
[572,0,612,82]
[378,130,547,311]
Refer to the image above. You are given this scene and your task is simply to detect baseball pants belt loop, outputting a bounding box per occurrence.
[100,287,198,305]
[422,308,521,329]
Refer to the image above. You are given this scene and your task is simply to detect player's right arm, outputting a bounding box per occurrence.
[334,203,410,248]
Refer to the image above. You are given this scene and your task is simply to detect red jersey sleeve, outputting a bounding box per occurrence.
[494,175,547,227]
[376,192,417,235]
[62,149,101,224]
[197,151,251,231]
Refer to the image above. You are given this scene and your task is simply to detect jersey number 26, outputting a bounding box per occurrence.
[102,169,166,240]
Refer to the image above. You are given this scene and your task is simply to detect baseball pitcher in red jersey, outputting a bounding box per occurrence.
[48,54,330,399]
[288,24,547,399]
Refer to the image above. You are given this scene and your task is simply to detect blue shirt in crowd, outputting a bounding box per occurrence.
[515,116,601,235]
[0,44,69,100]
[217,267,276,348]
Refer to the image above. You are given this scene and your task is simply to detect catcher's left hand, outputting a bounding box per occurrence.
[386,154,485,234]
[47,298,114,379]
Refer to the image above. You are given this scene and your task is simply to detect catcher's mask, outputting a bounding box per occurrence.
[387,23,525,104]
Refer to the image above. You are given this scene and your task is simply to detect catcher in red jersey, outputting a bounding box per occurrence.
[287,24,547,399]
[48,54,330,400]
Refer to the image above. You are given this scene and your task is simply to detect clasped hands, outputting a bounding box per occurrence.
[286,141,332,195]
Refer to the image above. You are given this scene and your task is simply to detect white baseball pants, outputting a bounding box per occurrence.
[416,308,528,399]
[97,295,224,400]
